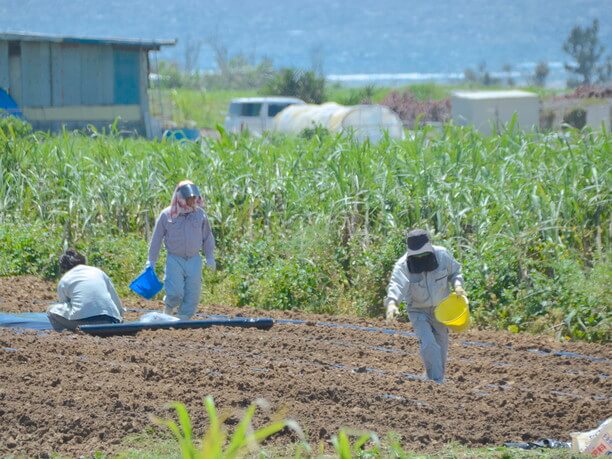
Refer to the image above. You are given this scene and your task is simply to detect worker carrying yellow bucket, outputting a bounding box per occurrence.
[384,228,469,383]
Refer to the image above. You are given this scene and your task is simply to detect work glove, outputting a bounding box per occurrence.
[455,285,469,303]
[386,301,399,322]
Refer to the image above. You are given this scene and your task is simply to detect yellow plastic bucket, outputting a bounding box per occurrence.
[435,292,470,332]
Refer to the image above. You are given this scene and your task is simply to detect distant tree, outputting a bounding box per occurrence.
[598,56,612,83]
[502,64,515,86]
[183,38,203,76]
[339,85,375,105]
[532,61,550,87]
[262,68,326,103]
[298,71,326,103]
[202,35,276,90]
[154,61,184,89]
[310,44,325,76]
[264,68,299,96]
[463,68,478,83]
[478,62,493,86]
[205,31,233,76]
[562,19,606,86]
[463,61,500,86]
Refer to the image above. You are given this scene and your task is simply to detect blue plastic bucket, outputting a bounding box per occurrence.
[129,267,163,300]
[162,128,200,142]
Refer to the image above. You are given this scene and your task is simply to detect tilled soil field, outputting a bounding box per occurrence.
[0,276,610,457]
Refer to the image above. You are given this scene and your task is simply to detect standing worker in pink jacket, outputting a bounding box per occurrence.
[147,180,216,320]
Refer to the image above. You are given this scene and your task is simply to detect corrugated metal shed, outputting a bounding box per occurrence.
[0,32,175,137]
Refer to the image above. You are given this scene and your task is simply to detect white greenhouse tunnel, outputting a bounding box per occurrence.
[272,102,405,142]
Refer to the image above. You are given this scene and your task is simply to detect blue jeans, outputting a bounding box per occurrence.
[164,254,202,319]
[408,307,449,383]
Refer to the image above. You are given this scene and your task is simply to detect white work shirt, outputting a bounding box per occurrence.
[48,265,125,321]
[385,245,464,310]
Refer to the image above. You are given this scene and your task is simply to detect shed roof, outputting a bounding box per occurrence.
[0,31,175,50]
[452,90,538,100]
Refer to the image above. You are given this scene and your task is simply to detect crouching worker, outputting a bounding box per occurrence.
[147,180,216,320]
[384,229,467,383]
[47,249,125,332]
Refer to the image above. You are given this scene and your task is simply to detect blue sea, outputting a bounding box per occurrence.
[1,0,610,86]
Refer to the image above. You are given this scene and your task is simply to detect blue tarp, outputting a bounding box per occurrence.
[0,312,53,330]
[0,88,24,118]
[0,312,273,336]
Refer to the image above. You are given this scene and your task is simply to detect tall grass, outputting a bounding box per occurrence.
[0,122,609,340]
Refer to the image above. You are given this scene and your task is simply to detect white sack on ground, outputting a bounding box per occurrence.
[139,312,180,323]
[571,417,612,456]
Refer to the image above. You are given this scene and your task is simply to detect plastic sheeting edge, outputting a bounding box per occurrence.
[78,317,274,336]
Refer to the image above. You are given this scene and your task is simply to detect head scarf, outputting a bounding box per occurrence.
[169,180,204,220]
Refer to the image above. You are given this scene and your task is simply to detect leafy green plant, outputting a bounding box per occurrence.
[332,430,381,459]
[338,85,376,106]
[0,114,32,138]
[261,68,326,103]
[154,396,304,459]
[87,234,150,295]
[0,223,61,278]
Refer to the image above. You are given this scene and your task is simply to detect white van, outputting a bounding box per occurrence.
[224,97,305,134]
